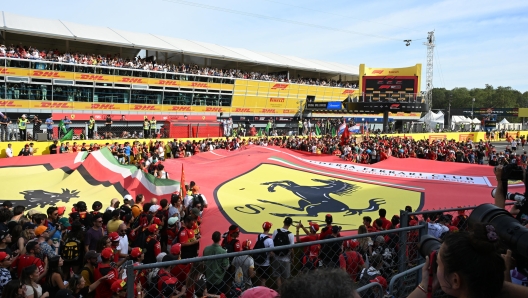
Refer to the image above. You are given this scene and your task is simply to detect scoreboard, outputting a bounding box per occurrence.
[362,76,418,101]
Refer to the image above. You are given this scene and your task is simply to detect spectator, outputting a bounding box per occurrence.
[0,252,13,296]
[21,265,49,298]
[221,225,241,253]
[320,226,342,268]
[231,239,255,290]
[1,279,25,298]
[363,216,377,233]
[295,221,320,272]
[84,214,104,252]
[253,222,274,287]
[93,248,119,298]
[143,224,161,264]
[179,216,200,259]
[5,144,12,158]
[35,226,57,258]
[271,217,294,288]
[44,256,66,296]
[106,210,123,233]
[377,209,392,230]
[203,231,229,295]
[280,268,360,298]
[339,239,366,282]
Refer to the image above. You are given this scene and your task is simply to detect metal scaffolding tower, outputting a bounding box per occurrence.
[423,31,435,109]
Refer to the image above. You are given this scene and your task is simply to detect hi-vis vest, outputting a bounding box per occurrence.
[88,119,95,129]
[150,120,156,129]
[18,119,28,129]
[144,121,150,129]
[298,121,303,128]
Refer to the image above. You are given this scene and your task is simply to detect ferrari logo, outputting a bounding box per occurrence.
[215,164,423,233]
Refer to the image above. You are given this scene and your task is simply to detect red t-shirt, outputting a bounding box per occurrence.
[170,264,192,290]
[298,235,319,255]
[339,251,365,281]
[12,254,44,279]
[94,263,119,298]
[378,217,392,230]
[179,228,195,244]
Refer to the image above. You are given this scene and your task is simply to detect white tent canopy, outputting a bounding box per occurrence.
[451,115,472,124]
[472,118,481,124]
[499,118,510,124]
[419,111,445,127]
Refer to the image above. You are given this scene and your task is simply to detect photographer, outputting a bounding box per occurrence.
[408,224,528,298]
[492,165,528,225]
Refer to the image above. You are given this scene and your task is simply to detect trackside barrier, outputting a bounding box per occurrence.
[125,226,424,298]
[356,281,384,297]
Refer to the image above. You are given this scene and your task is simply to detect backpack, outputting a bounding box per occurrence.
[221,237,238,253]
[62,237,81,262]
[131,208,149,230]
[252,235,269,264]
[233,262,244,288]
[273,229,291,256]
[192,194,205,211]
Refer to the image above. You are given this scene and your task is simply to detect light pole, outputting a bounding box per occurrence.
[471,98,475,118]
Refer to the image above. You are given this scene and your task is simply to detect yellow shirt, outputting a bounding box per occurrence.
[106,219,124,233]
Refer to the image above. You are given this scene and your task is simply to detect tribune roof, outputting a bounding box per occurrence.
[1,11,358,76]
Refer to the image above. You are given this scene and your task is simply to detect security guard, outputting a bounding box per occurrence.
[143,117,150,138]
[298,119,303,135]
[88,115,95,139]
[18,114,29,141]
[436,123,440,132]
[150,116,157,138]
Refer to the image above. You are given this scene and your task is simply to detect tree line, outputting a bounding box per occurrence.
[431,85,528,121]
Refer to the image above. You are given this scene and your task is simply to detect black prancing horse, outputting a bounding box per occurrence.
[258,179,385,217]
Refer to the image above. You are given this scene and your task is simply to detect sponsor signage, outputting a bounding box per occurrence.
[451,108,518,117]
[347,102,427,113]
[306,102,328,109]
[326,102,343,110]
[271,83,289,90]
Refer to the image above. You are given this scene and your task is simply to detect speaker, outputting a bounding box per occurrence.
[36,133,48,141]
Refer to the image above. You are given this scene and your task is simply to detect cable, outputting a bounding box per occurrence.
[261,0,425,34]
[162,0,403,41]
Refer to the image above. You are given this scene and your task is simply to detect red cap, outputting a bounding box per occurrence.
[309,222,320,232]
[242,239,252,250]
[262,222,273,230]
[0,252,8,262]
[109,232,120,242]
[229,225,240,234]
[170,243,181,255]
[57,206,66,216]
[152,217,162,225]
[148,224,159,233]
[370,276,387,289]
[111,279,127,292]
[101,247,114,259]
[343,239,359,250]
[130,247,143,258]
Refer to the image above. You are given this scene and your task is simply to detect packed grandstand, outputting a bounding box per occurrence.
[1,10,528,298]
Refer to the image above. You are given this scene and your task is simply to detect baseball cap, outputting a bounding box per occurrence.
[92,201,102,211]
[229,225,240,234]
[156,252,167,263]
[109,232,120,242]
[168,217,178,226]
[309,222,319,232]
[370,276,388,289]
[124,194,133,202]
[152,217,162,225]
[56,289,75,298]
[111,280,127,293]
[162,254,176,262]
[148,224,159,233]
[58,217,71,228]
[170,243,182,256]
[57,206,66,216]
[23,222,37,230]
[2,201,13,208]
[343,239,359,250]
[191,208,201,217]
[242,239,252,251]
[240,286,280,298]
[0,252,9,262]
[101,247,114,259]
[85,250,100,260]
[0,230,9,241]
[149,205,161,213]
[130,247,144,258]
[262,222,273,230]
[27,209,40,217]
[331,226,340,234]
[35,226,48,236]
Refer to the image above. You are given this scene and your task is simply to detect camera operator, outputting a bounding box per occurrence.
[408,224,528,298]
[492,165,528,226]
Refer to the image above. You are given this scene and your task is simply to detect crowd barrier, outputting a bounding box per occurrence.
[124,202,518,298]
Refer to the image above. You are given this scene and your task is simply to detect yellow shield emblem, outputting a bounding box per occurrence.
[215,164,423,233]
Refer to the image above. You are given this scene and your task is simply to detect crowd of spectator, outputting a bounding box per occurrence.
[0,44,357,88]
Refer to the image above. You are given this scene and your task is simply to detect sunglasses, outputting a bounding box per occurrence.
[96,220,103,223]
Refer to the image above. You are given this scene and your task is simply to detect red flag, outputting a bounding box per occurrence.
[340,125,349,145]
[180,164,185,196]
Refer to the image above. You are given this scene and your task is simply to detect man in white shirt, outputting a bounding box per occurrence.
[5,143,13,158]
[427,215,450,239]
[117,223,129,259]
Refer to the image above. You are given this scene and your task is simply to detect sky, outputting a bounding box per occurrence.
[2,0,528,92]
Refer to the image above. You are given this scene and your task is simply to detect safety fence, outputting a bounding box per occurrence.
[124,226,425,298]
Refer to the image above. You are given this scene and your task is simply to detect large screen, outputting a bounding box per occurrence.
[362,76,418,102]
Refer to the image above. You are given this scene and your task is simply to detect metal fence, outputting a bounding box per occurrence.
[124,225,424,298]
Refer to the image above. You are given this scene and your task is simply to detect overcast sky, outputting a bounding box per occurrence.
[3,0,528,92]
